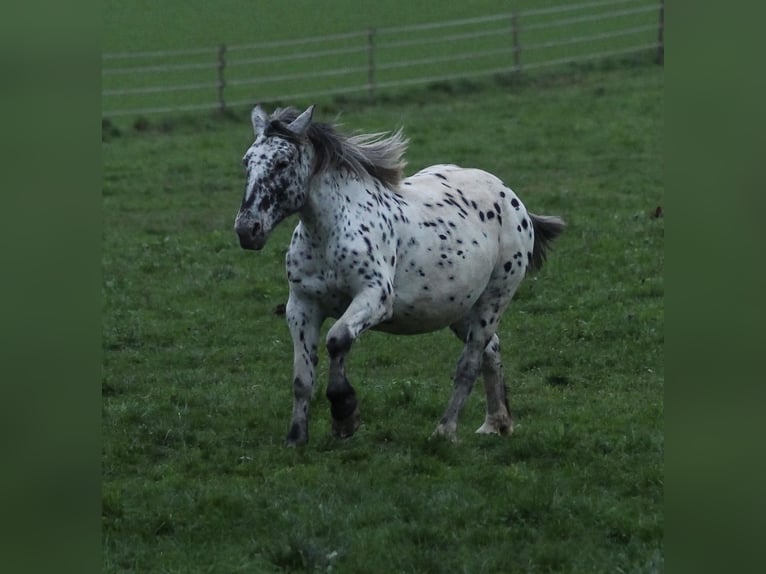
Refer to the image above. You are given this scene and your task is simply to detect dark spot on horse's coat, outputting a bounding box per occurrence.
[521,218,528,229]
[511,198,520,209]
[479,211,485,222]
[504,261,512,272]
[480,319,487,327]
[500,191,506,198]
[434,172,447,180]
[486,211,495,220]
[439,234,447,240]
[259,195,272,211]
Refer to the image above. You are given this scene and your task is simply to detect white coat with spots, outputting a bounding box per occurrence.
[234,105,565,446]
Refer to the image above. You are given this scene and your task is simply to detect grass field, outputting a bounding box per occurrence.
[102,59,663,572]
[102,0,602,52]
[102,0,661,119]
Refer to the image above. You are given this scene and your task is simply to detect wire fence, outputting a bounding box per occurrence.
[102,0,664,119]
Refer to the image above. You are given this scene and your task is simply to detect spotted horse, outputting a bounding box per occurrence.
[234,105,565,446]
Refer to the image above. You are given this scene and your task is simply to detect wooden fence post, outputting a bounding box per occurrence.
[511,12,522,77]
[217,44,227,112]
[656,1,664,65]
[367,27,376,100]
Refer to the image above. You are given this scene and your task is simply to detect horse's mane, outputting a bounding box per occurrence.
[266,107,408,188]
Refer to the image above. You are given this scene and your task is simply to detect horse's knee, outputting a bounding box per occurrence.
[327,323,353,358]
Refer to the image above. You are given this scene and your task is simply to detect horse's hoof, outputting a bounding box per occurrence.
[285,439,305,447]
[431,423,458,443]
[285,422,308,446]
[331,406,361,439]
[475,416,514,436]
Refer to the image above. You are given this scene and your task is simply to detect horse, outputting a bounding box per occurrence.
[234,105,565,446]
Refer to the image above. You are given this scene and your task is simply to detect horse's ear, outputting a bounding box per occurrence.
[251,105,269,136]
[286,105,315,137]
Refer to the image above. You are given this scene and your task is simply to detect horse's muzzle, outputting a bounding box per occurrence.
[235,219,266,250]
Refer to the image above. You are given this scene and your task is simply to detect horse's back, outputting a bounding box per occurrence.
[399,164,534,257]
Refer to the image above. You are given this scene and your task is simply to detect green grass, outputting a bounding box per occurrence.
[102,0,605,52]
[103,63,663,572]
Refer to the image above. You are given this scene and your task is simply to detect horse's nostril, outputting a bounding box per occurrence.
[252,222,261,235]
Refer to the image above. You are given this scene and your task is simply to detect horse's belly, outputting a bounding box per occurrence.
[374,306,469,334]
[374,277,488,335]
[380,229,498,333]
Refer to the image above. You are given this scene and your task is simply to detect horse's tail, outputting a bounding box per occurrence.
[529,213,566,272]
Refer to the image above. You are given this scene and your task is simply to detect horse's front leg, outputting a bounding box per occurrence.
[285,294,323,446]
[326,283,394,438]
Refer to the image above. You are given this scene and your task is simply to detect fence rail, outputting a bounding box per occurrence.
[102,0,664,118]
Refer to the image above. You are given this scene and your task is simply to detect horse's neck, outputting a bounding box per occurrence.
[300,170,368,240]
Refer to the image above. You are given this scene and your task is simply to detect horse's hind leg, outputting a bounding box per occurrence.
[476,334,513,435]
[434,333,484,441]
[446,326,512,437]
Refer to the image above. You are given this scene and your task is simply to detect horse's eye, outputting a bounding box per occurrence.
[274,159,290,171]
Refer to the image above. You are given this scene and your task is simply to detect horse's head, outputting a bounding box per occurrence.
[234,105,315,250]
